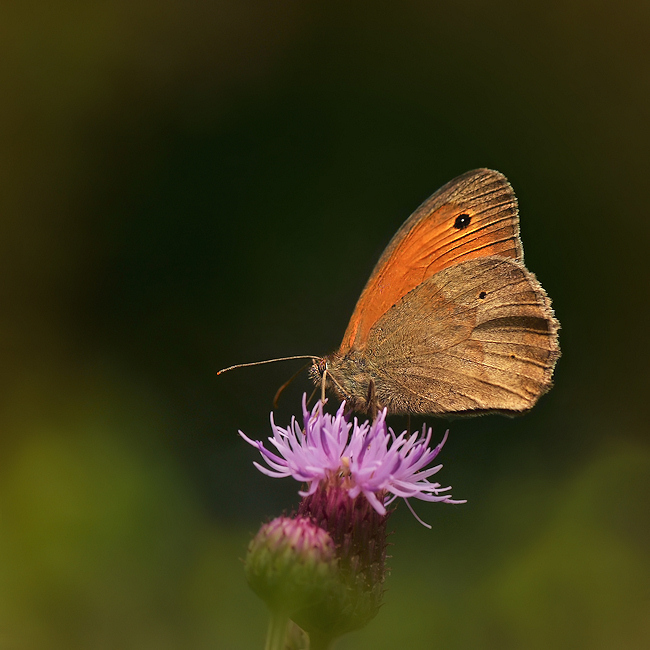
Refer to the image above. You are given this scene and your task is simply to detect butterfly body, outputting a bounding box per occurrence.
[311,169,560,417]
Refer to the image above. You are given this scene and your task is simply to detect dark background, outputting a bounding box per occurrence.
[2,2,649,648]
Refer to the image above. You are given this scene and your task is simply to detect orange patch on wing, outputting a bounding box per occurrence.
[340,204,520,352]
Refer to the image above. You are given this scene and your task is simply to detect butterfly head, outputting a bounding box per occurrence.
[308,357,329,394]
[309,351,381,416]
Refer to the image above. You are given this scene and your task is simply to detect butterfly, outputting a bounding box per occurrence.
[309,169,560,417]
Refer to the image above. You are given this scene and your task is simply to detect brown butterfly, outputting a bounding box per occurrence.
[309,169,560,417]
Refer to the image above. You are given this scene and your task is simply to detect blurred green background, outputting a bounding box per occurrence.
[1,1,649,648]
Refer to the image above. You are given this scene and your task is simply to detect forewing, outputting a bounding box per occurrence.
[340,169,523,353]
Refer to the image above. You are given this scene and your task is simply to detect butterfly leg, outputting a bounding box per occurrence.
[367,379,379,420]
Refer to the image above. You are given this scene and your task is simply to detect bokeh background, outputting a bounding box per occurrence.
[2,1,649,648]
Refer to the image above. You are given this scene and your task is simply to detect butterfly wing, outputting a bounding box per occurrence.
[340,169,523,353]
[362,257,560,415]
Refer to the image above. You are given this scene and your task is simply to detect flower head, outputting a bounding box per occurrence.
[245,516,339,616]
[239,395,465,526]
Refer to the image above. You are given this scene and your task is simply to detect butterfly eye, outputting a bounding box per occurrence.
[478,291,487,299]
[453,213,471,229]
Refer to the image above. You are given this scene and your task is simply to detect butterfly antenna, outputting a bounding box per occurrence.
[217,355,319,375]
[273,362,311,408]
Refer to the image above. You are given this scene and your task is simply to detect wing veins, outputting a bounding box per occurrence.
[382,361,530,401]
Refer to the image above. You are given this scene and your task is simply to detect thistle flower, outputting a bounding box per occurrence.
[239,395,464,526]
[240,397,465,648]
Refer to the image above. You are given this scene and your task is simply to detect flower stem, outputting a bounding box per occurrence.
[308,635,335,650]
[265,612,289,650]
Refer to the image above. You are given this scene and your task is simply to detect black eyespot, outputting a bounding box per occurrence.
[454,213,471,229]
[510,354,516,359]
[478,291,487,299]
